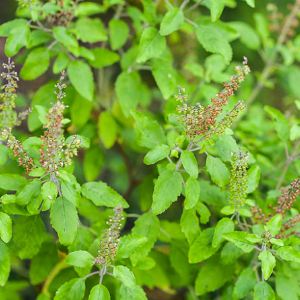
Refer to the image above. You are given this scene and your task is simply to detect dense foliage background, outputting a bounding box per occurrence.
[1,0,300,299]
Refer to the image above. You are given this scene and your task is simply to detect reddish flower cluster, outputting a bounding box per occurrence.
[175,57,250,139]
[94,205,124,267]
[39,71,81,177]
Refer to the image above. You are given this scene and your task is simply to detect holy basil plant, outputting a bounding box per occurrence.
[1,0,300,299]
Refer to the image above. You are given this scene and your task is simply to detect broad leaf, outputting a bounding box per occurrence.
[0,241,10,286]
[258,250,276,280]
[0,213,12,243]
[254,281,275,300]
[212,217,234,248]
[206,155,230,187]
[5,24,29,56]
[184,178,200,209]
[181,151,198,179]
[88,285,110,300]
[160,8,184,36]
[65,250,94,268]
[266,214,282,237]
[113,266,136,289]
[222,231,254,253]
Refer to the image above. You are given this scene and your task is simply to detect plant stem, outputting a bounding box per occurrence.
[184,0,204,13]
[83,270,101,280]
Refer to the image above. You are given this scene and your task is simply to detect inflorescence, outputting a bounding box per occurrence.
[229,148,250,209]
[93,205,124,267]
[175,57,250,139]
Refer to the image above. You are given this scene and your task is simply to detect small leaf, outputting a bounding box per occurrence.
[258,250,276,280]
[65,250,94,268]
[266,214,282,236]
[0,241,10,286]
[212,217,234,248]
[222,231,254,253]
[181,151,198,179]
[144,144,170,165]
[276,246,300,263]
[98,112,118,149]
[109,19,129,50]
[246,165,260,193]
[116,235,148,259]
[113,266,136,289]
[53,26,78,48]
[233,268,256,299]
[210,0,225,22]
[160,8,184,36]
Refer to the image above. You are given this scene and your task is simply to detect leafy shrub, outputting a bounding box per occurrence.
[1,0,300,300]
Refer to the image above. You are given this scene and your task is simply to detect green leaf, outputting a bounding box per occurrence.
[276,246,300,263]
[180,208,200,245]
[160,8,184,36]
[221,205,235,215]
[53,26,78,48]
[254,281,275,300]
[210,0,225,22]
[243,0,255,8]
[152,169,182,215]
[222,231,254,253]
[28,30,52,49]
[13,215,46,259]
[206,155,230,187]
[0,144,9,166]
[276,273,299,300]
[88,48,119,69]
[258,250,276,280]
[196,24,233,64]
[113,266,136,289]
[0,241,10,286]
[195,255,234,295]
[215,135,239,162]
[144,144,170,165]
[53,52,69,74]
[233,268,256,300]
[264,105,290,141]
[83,144,104,181]
[5,24,29,57]
[181,151,198,179]
[0,174,26,190]
[81,181,129,208]
[229,21,260,50]
[270,238,284,246]
[290,124,300,141]
[195,202,211,224]
[137,27,166,63]
[54,278,85,300]
[151,58,176,99]
[116,235,148,259]
[75,2,106,17]
[88,285,110,300]
[118,284,147,300]
[184,178,200,209]
[68,60,94,101]
[266,214,282,236]
[76,17,107,43]
[109,19,129,50]
[98,111,118,149]
[29,242,59,285]
[0,213,12,243]
[20,47,50,80]
[212,217,234,248]
[246,165,260,193]
[0,18,27,36]
[65,250,94,268]
[50,197,78,245]
[16,179,41,206]
[131,110,166,148]
[41,181,58,211]
[189,228,219,263]
[141,0,157,25]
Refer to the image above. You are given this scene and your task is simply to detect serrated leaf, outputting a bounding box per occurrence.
[81,181,129,208]
[53,26,78,48]
[189,228,219,263]
[206,155,230,187]
[276,246,300,263]
[118,284,147,300]
[113,266,136,289]
[16,179,41,206]
[258,250,275,280]
[212,217,234,247]
[181,151,198,179]
[116,235,148,259]
[0,213,12,243]
[50,197,78,245]
[222,231,254,253]
[180,208,200,245]
[196,24,232,64]
[137,27,166,63]
[54,278,85,300]
[152,169,182,215]
[160,8,184,36]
